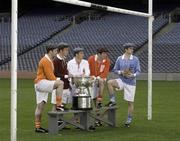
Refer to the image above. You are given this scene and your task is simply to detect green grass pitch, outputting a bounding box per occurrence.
[0,79,179,141]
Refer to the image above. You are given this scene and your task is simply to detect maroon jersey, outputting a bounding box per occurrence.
[53,55,70,89]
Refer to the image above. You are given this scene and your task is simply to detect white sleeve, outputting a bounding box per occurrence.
[67,61,73,75]
[85,61,90,76]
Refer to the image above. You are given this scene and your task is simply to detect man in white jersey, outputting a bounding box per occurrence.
[67,48,95,130]
[67,47,90,77]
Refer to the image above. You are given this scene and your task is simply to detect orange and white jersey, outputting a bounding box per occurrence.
[34,54,57,84]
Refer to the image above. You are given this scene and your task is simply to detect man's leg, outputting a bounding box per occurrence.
[128,101,134,118]
[35,101,45,128]
[96,79,105,108]
[106,79,119,106]
[53,80,64,110]
[61,89,71,110]
[89,85,98,107]
[125,101,134,127]
[124,84,136,127]
[51,89,68,111]
[35,80,58,132]
[93,98,97,107]
[35,101,48,133]
[51,90,58,111]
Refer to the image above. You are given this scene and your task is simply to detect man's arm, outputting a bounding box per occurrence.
[134,58,141,77]
[43,60,57,80]
[67,60,74,77]
[99,59,110,79]
[112,57,121,74]
[84,61,90,76]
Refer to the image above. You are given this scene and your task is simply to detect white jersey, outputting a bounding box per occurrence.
[67,58,90,76]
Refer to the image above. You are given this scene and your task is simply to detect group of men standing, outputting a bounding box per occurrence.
[34,42,141,133]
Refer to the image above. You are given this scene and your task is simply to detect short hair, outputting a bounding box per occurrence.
[97,47,108,54]
[73,47,84,56]
[57,42,69,52]
[45,44,58,53]
[123,43,136,50]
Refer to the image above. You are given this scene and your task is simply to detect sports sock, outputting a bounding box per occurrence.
[56,96,62,106]
[126,115,133,124]
[35,121,41,129]
[97,95,103,104]
[109,94,115,102]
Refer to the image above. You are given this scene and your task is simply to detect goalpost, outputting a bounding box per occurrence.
[53,0,153,120]
[11,0,18,141]
[10,0,153,141]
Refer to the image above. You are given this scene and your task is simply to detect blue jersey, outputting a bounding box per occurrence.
[112,54,141,86]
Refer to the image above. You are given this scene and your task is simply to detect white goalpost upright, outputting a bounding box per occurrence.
[53,0,153,120]
[11,0,18,141]
[148,0,153,120]
[10,0,153,140]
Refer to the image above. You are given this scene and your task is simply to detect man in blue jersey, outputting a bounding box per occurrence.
[106,43,141,127]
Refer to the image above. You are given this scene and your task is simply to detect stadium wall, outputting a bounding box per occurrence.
[109,72,180,81]
[0,71,180,81]
[0,71,36,79]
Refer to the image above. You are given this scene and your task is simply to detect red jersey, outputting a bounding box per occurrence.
[88,55,110,79]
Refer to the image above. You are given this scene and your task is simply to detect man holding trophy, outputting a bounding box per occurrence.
[106,43,141,127]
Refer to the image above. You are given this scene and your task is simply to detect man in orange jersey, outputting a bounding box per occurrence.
[34,44,64,133]
[88,48,110,108]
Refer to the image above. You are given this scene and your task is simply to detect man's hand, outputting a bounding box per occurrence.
[122,69,133,78]
[68,74,73,78]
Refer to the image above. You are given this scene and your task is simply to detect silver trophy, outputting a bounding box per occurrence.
[72,76,95,110]
[72,76,94,96]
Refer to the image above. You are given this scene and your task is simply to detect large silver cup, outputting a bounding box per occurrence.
[71,76,95,110]
[72,76,94,96]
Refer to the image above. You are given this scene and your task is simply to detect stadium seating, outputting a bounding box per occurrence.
[137,22,180,73]
[2,11,177,73]
[48,14,167,46]
[0,12,71,65]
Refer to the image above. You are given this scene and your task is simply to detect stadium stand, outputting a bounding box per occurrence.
[2,9,179,74]
[137,22,180,73]
[47,13,168,45]
[0,10,72,65]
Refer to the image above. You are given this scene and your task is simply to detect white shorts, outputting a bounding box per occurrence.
[89,84,99,99]
[51,89,72,104]
[115,79,136,102]
[35,79,55,104]
[89,79,106,99]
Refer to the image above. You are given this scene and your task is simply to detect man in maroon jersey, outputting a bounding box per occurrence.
[51,42,71,110]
